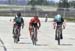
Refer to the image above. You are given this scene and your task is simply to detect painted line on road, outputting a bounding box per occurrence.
[0,38,7,51]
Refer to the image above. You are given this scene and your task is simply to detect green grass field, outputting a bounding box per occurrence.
[65,18,75,22]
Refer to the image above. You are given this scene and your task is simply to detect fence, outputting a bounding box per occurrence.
[0,5,75,18]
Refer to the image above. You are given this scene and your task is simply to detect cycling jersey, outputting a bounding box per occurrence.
[14,17,24,26]
[29,17,41,27]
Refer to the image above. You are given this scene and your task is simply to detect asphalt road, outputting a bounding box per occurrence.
[0,17,75,51]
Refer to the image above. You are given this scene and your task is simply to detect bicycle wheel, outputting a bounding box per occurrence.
[31,27,37,45]
[33,34,37,45]
[57,33,60,45]
[56,25,62,45]
[14,38,18,43]
[14,27,19,43]
[32,34,36,45]
[57,29,61,45]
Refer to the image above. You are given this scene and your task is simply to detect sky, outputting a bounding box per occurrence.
[47,0,59,2]
[47,0,75,2]
[0,0,73,2]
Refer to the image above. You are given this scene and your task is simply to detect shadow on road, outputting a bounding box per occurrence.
[36,44,48,46]
[60,44,73,46]
[19,42,31,44]
[20,37,28,39]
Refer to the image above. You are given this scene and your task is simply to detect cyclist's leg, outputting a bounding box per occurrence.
[12,24,16,34]
[35,27,37,41]
[29,29,31,38]
[19,26,21,36]
[60,26,63,39]
[29,26,33,39]
[13,24,17,38]
[55,28,58,40]
[17,25,21,41]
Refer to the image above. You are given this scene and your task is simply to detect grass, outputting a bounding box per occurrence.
[0,6,23,9]
[65,17,75,22]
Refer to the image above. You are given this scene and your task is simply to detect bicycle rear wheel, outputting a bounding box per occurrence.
[57,30,61,45]
[14,37,18,43]
[13,27,19,43]
[56,25,62,45]
[58,34,60,45]
[32,34,36,45]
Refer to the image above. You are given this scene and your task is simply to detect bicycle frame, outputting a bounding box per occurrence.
[13,25,20,43]
[31,26,37,45]
[56,25,62,45]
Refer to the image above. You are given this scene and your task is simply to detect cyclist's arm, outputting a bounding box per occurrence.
[29,19,34,26]
[38,19,41,28]
[61,17,64,22]
[13,18,16,24]
[61,18,66,29]
[21,18,24,28]
[53,18,57,29]
[29,20,31,26]
[29,19,33,30]
[21,18,24,24]
[53,18,56,25]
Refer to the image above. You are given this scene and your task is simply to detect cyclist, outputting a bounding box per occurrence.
[29,16,41,41]
[45,14,48,22]
[13,12,24,41]
[53,14,65,40]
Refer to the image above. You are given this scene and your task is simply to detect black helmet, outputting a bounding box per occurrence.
[17,12,21,17]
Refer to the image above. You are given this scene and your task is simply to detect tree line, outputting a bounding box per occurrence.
[28,0,75,8]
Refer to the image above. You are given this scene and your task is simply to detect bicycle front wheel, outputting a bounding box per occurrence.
[57,32,60,45]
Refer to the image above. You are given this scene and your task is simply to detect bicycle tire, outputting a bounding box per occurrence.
[31,27,37,45]
[32,34,36,45]
[13,27,19,43]
[56,26,62,45]
[58,33,60,45]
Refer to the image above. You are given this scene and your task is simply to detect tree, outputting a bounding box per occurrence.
[69,1,75,8]
[58,0,70,8]
[8,0,17,5]
[27,0,37,10]
[27,0,49,10]
[28,0,37,5]
[28,0,49,5]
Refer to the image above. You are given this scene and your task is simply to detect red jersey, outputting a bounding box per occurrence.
[29,17,41,27]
